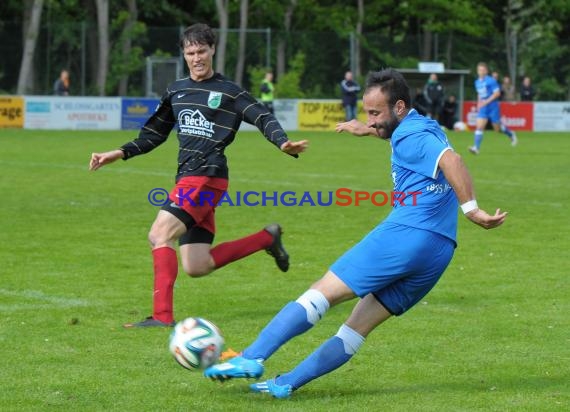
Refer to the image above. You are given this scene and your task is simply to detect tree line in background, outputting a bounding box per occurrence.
[0,0,568,100]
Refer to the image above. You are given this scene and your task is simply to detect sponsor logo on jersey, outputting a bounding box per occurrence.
[178,109,215,137]
[207,92,222,109]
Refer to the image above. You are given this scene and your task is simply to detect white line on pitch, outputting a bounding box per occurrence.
[0,288,93,308]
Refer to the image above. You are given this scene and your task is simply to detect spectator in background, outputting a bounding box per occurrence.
[439,94,458,130]
[53,69,70,96]
[340,71,361,121]
[501,76,516,101]
[260,71,275,114]
[412,87,430,116]
[520,76,535,101]
[423,73,444,121]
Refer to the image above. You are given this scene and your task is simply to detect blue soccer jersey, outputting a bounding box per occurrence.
[384,109,458,243]
[475,75,500,109]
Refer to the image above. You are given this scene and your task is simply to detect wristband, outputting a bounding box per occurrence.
[461,200,478,214]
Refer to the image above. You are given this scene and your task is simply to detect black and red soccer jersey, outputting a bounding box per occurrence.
[120,73,290,180]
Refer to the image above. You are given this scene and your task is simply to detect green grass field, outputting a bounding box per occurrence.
[1,128,568,411]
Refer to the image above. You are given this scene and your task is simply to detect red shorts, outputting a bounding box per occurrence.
[168,176,228,234]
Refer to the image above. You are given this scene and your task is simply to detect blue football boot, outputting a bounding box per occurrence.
[250,377,293,399]
[204,356,264,382]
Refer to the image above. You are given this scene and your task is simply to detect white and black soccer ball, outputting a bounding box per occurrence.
[169,317,224,370]
[453,121,467,131]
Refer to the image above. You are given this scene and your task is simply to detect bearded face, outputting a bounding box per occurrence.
[363,88,402,140]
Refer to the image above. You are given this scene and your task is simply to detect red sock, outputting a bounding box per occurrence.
[210,229,273,268]
[152,247,178,323]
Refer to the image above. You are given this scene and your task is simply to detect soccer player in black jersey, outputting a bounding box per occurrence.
[89,23,308,328]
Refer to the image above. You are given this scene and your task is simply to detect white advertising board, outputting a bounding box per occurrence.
[24,96,121,130]
[533,102,570,131]
[239,99,298,132]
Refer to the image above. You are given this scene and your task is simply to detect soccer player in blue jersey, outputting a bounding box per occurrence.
[468,62,517,155]
[203,69,508,398]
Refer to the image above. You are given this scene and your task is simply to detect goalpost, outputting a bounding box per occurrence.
[145,57,183,97]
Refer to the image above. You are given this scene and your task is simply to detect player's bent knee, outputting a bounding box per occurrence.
[310,271,355,306]
[184,269,206,277]
[148,229,171,248]
[182,260,214,277]
[183,266,212,277]
[148,223,185,248]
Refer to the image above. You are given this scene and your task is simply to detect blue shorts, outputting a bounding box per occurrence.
[330,222,455,315]
[477,103,501,124]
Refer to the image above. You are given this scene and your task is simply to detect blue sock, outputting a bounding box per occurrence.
[243,302,311,360]
[276,324,365,389]
[499,123,513,138]
[474,130,483,149]
[243,290,329,361]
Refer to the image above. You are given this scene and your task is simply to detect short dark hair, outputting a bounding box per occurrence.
[179,23,216,48]
[365,69,411,108]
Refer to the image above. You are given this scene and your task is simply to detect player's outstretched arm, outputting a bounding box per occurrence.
[438,150,507,230]
[89,149,124,171]
[335,119,377,137]
[464,207,507,229]
[280,140,309,156]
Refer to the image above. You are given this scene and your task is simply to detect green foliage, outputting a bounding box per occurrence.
[308,2,356,34]
[246,65,267,98]
[1,0,569,99]
[275,51,306,98]
[403,0,494,36]
[106,12,148,96]
[248,52,306,99]
[150,49,175,58]
[357,34,419,71]
[535,77,567,101]
[136,0,192,24]
[505,0,570,102]
[305,83,328,99]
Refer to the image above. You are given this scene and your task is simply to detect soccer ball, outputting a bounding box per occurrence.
[169,317,224,370]
[453,121,467,131]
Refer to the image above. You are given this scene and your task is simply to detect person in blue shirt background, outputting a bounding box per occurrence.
[469,62,517,155]
[204,69,507,399]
